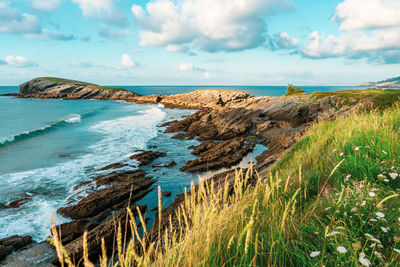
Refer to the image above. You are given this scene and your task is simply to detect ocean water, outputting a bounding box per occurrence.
[0,84,364,241]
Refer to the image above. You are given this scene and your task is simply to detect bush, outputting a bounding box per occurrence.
[286,84,305,96]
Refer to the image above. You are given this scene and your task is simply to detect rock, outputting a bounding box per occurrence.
[0,235,32,261]
[130,150,167,166]
[162,191,172,197]
[0,93,19,97]
[19,77,139,100]
[97,162,128,171]
[0,241,55,266]
[5,197,32,209]
[181,137,255,173]
[55,220,90,245]
[150,206,158,212]
[152,161,177,168]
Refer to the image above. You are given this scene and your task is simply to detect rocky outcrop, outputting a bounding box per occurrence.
[19,77,139,100]
[130,150,167,166]
[0,235,32,261]
[181,138,255,173]
[4,197,32,209]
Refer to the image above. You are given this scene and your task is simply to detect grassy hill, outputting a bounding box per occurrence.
[51,93,400,266]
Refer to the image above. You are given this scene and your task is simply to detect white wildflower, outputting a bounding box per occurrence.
[340,152,344,157]
[376,212,385,218]
[389,173,399,179]
[310,251,320,257]
[370,218,377,222]
[373,251,383,259]
[359,255,371,267]
[337,246,347,254]
[384,179,390,183]
[377,174,385,179]
[326,231,340,237]
[369,192,376,197]
[345,174,351,182]
[381,227,388,233]
[354,147,360,151]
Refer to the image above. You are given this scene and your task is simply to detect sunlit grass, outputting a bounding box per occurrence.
[50,104,400,266]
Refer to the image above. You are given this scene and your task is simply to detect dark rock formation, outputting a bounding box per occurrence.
[130,150,167,166]
[0,235,32,261]
[19,77,139,100]
[181,137,255,173]
[5,197,32,209]
[162,191,172,197]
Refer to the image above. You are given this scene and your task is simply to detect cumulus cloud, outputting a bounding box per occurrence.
[4,55,37,67]
[99,27,132,40]
[131,0,292,52]
[72,0,127,27]
[0,1,41,34]
[301,0,400,64]
[268,32,299,50]
[166,44,195,55]
[120,54,136,69]
[32,0,63,11]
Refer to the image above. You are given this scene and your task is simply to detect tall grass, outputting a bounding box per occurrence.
[52,104,400,266]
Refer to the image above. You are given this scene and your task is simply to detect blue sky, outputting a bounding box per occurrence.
[0,0,399,86]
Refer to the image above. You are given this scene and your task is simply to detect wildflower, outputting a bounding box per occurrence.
[326,231,340,237]
[381,227,388,233]
[368,192,376,197]
[389,173,399,179]
[310,251,320,257]
[376,212,385,218]
[377,174,385,179]
[351,207,357,212]
[361,201,366,206]
[384,179,390,183]
[340,152,344,157]
[370,219,377,222]
[337,246,347,254]
[345,174,351,182]
[373,251,383,259]
[359,253,371,267]
[354,147,360,151]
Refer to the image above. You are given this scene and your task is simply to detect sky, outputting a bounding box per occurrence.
[0,0,400,86]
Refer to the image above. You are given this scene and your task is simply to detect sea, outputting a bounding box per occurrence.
[0,85,365,241]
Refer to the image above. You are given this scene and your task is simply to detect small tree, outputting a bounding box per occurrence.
[285,84,304,96]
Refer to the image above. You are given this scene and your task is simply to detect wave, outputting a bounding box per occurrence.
[0,115,82,146]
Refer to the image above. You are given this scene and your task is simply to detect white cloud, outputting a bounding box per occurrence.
[32,0,63,11]
[99,27,132,40]
[166,44,195,55]
[120,54,136,68]
[4,55,36,67]
[0,2,41,34]
[268,31,299,50]
[178,63,193,71]
[131,0,291,52]
[333,0,400,30]
[301,0,400,64]
[72,0,127,27]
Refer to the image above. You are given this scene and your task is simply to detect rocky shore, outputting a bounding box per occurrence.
[1,77,377,264]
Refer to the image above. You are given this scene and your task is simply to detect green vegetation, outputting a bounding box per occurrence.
[286,84,305,96]
[311,89,400,109]
[38,77,126,92]
[52,99,400,266]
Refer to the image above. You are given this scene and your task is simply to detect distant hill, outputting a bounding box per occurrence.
[360,76,400,88]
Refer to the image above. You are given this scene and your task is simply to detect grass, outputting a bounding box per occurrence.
[38,77,126,92]
[51,103,400,266]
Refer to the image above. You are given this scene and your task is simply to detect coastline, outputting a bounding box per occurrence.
[1,77,400,264]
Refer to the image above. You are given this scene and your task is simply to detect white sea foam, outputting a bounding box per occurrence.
[64,114,82,124]
[0,105,166,241]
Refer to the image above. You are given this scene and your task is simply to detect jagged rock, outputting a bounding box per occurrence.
[5,197,32,209]
[130,150,167,166]
[162,191,172,197]
[97,162,128,171]
[0,235,32,261]
[181,137,255,173]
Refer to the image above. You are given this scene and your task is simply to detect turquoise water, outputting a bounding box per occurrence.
[0,84,365,241]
